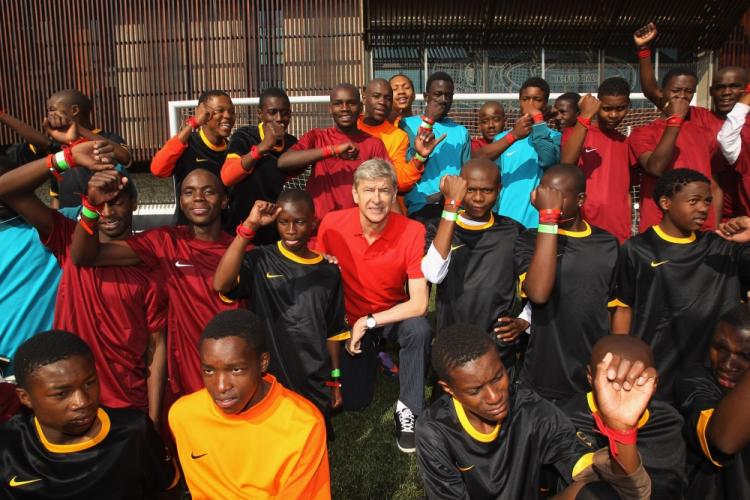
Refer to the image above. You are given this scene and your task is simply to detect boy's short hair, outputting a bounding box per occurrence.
[200,310,267,355]
[661,67,698,88]
[277,188,314,214]
[432,324,497,383]
[556,92,581,109]
[544,164,586,195]
[51,89,93,116]
[198,90,231,105]
[13,330,92,389]
[426,72,453,93]
[389,73,415,88]
[520,77,550,100]
[597,77,631,98]
[259,87,290,108]
[652,168,710,204]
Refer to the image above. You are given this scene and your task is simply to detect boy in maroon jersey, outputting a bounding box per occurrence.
[561,78,633,243]
[70,167,242,398]
[0,142,167,425]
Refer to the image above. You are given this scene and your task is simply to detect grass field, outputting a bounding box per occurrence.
[329,370,428,500]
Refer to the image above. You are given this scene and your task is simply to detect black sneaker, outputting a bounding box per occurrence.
[395,406,416,453]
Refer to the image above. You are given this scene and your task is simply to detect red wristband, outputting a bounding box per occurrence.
[592,411,638,467]
[46,154,61,180]
[187,116,199,130]
[78,218,96,236]
[505,132,516,146]
[81,195,104,215]
[62,146,75,169]
[249,145,263,161]
[666,115,684,127]
[532,113,544,124]
[322,145,336,159]
[421,115,435,125]
[236,224,256,240]
[538,208,561,224]
[637,48,652,59]
[577,116,592,128]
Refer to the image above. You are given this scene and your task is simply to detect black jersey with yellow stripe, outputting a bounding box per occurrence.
[415,387,594,499]
[223,125,297,243]
[427,211,524,335]
[222,241,348,416]
[615,227,750,401]
[172,129,227,199]
[556,391,687,499]
[514,222,619,401]
[0,407,178,499]
[675,364,750,500]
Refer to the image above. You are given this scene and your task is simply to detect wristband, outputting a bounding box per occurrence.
[505,132,516,146]
[532,113,544,124]
[236,224,256,240]
[81,205,100,220]
[666,115,684,127]
[331,368,341,379]
[249,145,263,161]
[63,146,75,169]
[637,48,652,59]
[78,218,96,236]
[444,198,457,208]
[577,116,592,128]
[441,210,458,222]
[46,154,62,180]
[187,116,199,130]
[81,196,103,217]
[53,151,70,171]
[421,115,435,126]
[322,145,336,159]
[537,223,558,234]
[592,411,638,467]
[325,380,342,388]
[538,208,561,225]
[414,151,428,163]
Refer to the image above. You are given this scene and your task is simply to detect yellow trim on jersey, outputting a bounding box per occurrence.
[452,398,500,443]
[586,392,650,428]
[558,221,592,238]
[277,240,323,265]
[518,272,527,299]
[329,330,352,341]
[652,224,696,244]
[35,408,110,453]
[199,128,227,152]
[226,153,242,159]
[697,408,723,467]
[29,144,38,154]
[572,452,595,477]
[608,299,629,308]
[455,211,494,231]
[218,292,235,304]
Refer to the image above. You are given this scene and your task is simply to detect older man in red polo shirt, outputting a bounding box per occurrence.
[316,158,430,454]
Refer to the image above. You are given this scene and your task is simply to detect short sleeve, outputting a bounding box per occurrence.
[513,230,535,277]
[536,402,595,483]
[138,413,180,492]
[628,126,656,165]
[613,241,636,307]
[290,129,319,151]
[220,251,257,301]
[227,127,256,156]
[125,228,168,270]
[144,276,168,333]
[41,210,76,261]
[405,222,426,279]
[325,268,349,339]
[415,419,471,500]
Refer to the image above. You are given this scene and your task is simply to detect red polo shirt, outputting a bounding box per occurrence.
[315,208,425,323]
[290,127,388,221]
[629,116,717,232]
[471,137,490,152]
[562,126,633,243]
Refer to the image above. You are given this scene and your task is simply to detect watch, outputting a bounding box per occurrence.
[365,314,377,329]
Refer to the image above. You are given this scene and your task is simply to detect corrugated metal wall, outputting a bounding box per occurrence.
[0,0,364,163]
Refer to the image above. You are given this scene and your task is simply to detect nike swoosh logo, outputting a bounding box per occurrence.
[191,452,207,459]
[583,147,598,153]
[450,244,464,252]
[196,158,208,162]
[650,260,669,268]
[457,465,474,472]
[175,260,193,268]
[505,151,516,156]
[9,476,42,487]
[265,272,284,279]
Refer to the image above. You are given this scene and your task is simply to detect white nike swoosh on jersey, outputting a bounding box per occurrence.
[583,147,598,153]
[175,260,193,267]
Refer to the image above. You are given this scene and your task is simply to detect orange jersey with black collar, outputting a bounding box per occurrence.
[168,374,330,500]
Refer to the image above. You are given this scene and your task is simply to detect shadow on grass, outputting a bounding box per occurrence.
[329,371,428,500]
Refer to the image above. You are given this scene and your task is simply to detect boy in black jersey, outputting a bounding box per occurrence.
[0,331,178,499]
[422,159,527,371]
[416,323,653,499]
[613,169,750,401]
[213,190,348,421]
[515,164,619,401]
[220,88,299,244]
[675,304,750,499]
[151,90,235,222]
[557,335,687,499]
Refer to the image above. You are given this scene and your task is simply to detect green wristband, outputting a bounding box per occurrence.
[81,206,99,220]
[537,224,558,234]
[54,151,69,171]
[331,368,341,379]
[441,210,458,222]
[414,152,428,163]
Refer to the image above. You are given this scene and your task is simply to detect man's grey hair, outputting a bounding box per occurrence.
[353,158,397,189]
